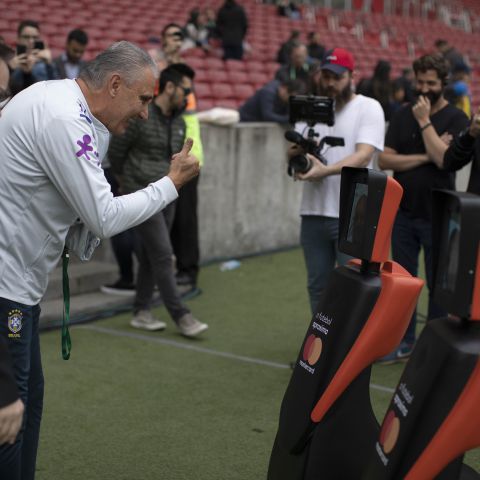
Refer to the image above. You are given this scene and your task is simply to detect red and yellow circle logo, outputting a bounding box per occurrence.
[379,410,400,454]
[303,334,323,366]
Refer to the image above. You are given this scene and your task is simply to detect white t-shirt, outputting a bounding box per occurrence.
[297,94,385,218]
[0,79,178,304]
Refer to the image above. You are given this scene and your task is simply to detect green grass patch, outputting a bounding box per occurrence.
[36,249,479,479]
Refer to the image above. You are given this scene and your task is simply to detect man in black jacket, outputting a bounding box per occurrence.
[443,108,480,195]
[109,64,208,337]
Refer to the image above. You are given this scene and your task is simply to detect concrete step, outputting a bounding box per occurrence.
[40,291,133,330]
[39,286,202,330]
[44,261,118,301]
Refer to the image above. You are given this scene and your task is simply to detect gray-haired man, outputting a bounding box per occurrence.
[0,41,199,479]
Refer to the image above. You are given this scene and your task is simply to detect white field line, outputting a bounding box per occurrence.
[78,324,395,394]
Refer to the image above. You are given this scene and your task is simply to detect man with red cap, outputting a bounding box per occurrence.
[287,47,385,314]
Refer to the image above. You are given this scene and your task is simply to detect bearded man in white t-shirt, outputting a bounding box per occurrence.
[287,48,385,314]
[0,41,199,479]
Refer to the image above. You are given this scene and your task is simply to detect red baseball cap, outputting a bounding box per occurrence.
[321,48,355,75]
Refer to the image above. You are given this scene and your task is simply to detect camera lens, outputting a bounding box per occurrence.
[289,154,312,175]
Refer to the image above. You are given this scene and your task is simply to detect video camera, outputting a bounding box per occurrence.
[286,95,344,176]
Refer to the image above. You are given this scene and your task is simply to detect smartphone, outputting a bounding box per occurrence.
[34,40,45,50]
[16,44,27,55]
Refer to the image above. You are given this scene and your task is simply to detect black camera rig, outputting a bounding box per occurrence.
[286,95,344,176]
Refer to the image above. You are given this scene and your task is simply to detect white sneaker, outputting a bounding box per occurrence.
[177,313,208,337]
[130,310,166,331]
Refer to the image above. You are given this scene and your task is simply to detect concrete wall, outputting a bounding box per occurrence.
[198,122,302,261]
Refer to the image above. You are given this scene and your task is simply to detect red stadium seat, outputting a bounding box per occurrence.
[184,57,206,70]
[245,60,265,72]
[182,47,207,59]
[197,99,215,111]
[204,57,224,70]
[194,83,213,99]
[225,59,245,72]
[211,83,234,100]
[210,70,229,83]
[233,84,255,101]
[193,69,210,83]
[213,99,239,109]
[228,71,250,83]
[246,72,270,87]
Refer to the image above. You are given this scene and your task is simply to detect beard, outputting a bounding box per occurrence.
[0,87,10,102]
[316,80,353,110]
[415,89,443,105]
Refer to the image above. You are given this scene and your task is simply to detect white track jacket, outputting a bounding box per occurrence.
[0,80,178,305]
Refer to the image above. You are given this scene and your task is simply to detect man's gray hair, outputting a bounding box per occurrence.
[79,41,158,89]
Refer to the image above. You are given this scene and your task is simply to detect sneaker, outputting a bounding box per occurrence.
[376,342,414,365]
[177,313,208,338]
[101,279,136,297]
[130,310,166,331]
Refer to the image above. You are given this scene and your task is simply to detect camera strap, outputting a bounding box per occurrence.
[61,247,72,360]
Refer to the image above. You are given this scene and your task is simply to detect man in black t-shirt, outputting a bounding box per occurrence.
[378,54,469,364]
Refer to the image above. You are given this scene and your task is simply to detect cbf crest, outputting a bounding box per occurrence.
[8,309,23,338]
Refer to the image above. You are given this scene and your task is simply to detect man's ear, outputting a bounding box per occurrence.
[108,74,122,98]
[164,80,176,95]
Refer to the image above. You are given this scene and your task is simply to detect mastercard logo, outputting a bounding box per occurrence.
[379,410,400,454]
[303,334,323,366]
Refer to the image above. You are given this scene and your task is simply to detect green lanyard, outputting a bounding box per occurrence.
[62,247,72,360]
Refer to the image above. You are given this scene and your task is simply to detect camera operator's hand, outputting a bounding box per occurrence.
[296,154,329,181]
[412,95,431,126]
[167,138,200,190]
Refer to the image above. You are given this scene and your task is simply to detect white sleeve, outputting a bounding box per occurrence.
[355,99,385,152]
[35,116,178,239]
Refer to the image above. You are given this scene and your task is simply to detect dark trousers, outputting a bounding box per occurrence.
[104,167,136,283]
[392,209,447,345]
[170,175,200,285]
[0,298,43,480]
[222,44,244,60]
[300,216,352,314]
[110,230,135,284]
[134,203,190,322]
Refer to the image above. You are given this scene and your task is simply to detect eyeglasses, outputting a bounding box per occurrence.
[177,85,192,96]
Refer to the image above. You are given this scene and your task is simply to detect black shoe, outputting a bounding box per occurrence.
[100,279,136,296]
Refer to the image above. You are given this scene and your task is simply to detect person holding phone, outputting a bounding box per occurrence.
[9,19,56,96]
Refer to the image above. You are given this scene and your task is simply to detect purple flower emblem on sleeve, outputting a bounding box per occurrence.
[76,134,94,160]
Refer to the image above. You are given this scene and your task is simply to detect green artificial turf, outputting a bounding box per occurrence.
[36,249,479,479]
